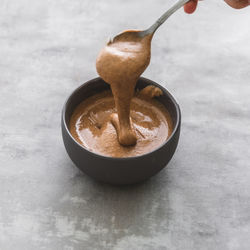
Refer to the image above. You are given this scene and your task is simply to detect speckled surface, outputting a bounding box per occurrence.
[1,0,250,249]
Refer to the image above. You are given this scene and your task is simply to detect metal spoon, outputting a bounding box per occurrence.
[111,0,190,42]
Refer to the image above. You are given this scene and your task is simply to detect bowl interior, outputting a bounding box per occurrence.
[63,77,180,149]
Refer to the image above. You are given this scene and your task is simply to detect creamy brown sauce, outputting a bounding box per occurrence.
[96,30,153,146]
[69,89,173,158]
[70,29,173,157]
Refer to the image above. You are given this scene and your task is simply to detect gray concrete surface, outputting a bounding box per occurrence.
[1,0,250,249]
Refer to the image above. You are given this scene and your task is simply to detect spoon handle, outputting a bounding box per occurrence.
[140,0,190,36]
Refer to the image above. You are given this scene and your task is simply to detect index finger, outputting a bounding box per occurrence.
[184,0,198,14]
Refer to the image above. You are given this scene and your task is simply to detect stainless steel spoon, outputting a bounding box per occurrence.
[111,0,190,42]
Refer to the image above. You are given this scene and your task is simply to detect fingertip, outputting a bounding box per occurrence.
[184,0,198,14]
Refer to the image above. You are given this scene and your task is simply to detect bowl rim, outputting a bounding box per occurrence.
[62,76,181,161]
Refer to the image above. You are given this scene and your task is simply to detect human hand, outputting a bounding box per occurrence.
[184,0,250,14]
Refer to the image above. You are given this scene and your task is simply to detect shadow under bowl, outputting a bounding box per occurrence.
[62,77,181,185]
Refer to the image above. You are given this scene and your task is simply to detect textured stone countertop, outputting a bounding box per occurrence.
[1,0,250,249]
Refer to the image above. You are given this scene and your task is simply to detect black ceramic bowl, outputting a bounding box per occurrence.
[62,77,181,185]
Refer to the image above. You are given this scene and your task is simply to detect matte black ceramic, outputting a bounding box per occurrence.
[62,77,181,185]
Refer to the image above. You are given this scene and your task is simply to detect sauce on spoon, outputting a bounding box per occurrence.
[96,30,153,146]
